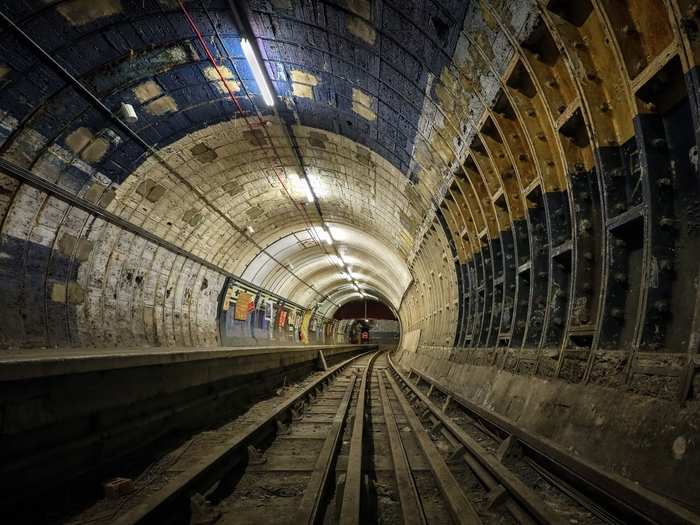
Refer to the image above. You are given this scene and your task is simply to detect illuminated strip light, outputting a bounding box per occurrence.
[241,38,274,107]
[316,228,333,245]
[299,177,314,203]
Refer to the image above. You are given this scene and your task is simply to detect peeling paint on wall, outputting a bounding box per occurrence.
[290,70,319,99]
[344,0,371,19]
[191,143,218,163]
[65,128,111,163]
[136,179,167,202]
[81,137,110,163]
[202,65,240,95]
[182,208,204,227]
[83,181,114,205]
[51,282,85,304]
[145,96,178,115]
[352,88,376,121]
[347,16,376,45]
[308,131,328,149]
[65,128,94,155]
[133,80,163,103]
[56,0,122,26]
[58,233,94,262]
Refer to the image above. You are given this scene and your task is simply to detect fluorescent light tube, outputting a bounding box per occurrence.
[323,229,333,245]
[241,38,274,107]
[299,177,314,203]
[316,228,331,244]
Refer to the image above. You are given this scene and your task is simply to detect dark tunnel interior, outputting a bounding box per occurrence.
[0,0,699,523]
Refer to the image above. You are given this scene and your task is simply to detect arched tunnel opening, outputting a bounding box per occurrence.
[0,1,699,523]
[332,299,400,344]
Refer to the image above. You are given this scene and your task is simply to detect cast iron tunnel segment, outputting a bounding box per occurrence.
[393,357,700,525]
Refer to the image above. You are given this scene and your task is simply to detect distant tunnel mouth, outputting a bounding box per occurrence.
[333,299,400,345]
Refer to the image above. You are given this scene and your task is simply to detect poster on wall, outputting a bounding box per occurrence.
[277,308,287,328]
[300,310,312,343]
[234,292,253,321]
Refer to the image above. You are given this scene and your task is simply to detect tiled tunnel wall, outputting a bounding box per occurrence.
[0,0,697,411]
[0,0,699,509]
[392,1,700,505]
[0,0,493,348]
[398,0,700,408]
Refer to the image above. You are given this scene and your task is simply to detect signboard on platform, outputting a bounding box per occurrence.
[234,292,253,321]
[277,308,287,328]
[222,287,235,311]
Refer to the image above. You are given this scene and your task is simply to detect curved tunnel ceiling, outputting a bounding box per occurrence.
[1,1,700,513]
[0,0,696,411]
[240,224,411,311]
[0,0,532,346]
[119,119,419,310]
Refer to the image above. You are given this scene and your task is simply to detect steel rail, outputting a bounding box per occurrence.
[403,365,700,525]
[384,369,483,525]
[338,350,382,525]
[388,355,564,525]
[376,368,427,525]
[293,373,358,524]
[114,347,377,525]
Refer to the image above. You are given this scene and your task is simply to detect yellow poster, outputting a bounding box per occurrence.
[234,292,252,321]
[300,310,312,343]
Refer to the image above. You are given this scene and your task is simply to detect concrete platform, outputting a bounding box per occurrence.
[0,344,372,381]
[0,344,374,511]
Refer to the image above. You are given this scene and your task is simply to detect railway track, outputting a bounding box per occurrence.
[391,356,700,525]
[73,348,700,525]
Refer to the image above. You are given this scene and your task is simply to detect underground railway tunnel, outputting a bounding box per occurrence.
[1,0,700,523]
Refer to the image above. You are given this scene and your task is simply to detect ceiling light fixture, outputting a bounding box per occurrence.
[119,102,138,124]
[299,177,314,203]
[241,38,274,107]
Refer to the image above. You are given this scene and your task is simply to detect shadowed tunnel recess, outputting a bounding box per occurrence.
[1,0,700,521]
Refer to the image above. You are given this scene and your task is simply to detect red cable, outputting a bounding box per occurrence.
[178,0,338,291]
